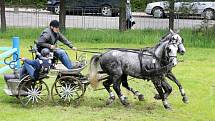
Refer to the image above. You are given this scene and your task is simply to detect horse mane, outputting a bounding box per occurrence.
[160,32,172,42]
[141,39,170,54]
[108,32,173,54]
[153,32,174,50]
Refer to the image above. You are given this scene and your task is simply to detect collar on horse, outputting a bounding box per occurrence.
[137,48,173,77]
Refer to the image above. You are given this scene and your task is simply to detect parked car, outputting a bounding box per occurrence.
[46,0,120,16]
[145,0,215,19]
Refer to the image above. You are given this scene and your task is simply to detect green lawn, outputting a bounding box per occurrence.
[1,28,215,48]
[0,40,214,121]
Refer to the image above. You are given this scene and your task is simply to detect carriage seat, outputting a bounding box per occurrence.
[4,73,19,83]
[3,73,20,95]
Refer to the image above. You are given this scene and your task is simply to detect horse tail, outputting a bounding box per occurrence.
[89,54,101,89]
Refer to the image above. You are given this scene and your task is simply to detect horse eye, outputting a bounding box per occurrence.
[167,47,171,53]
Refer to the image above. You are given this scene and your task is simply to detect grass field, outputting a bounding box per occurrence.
[0,29,215,121]
[0,28,215,48]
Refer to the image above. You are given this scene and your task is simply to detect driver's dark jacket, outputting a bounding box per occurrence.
[36,27,73,52]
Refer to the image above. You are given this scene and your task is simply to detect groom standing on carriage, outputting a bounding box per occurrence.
[36,20,77,69]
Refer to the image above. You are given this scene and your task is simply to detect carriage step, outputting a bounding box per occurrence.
[4,88,14,96]
[4,88,28,96]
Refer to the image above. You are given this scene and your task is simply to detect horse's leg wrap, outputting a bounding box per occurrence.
[106,92,116,105]
[103,78,116,105]
[163,99,171,110]
[167,72,188,103]
[109,74,129,106]
[180,88,189,103]
[121,75,144,101]
[120,95,129,106]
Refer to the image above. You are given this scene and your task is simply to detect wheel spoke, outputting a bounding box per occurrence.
[25,96,33,106]
[51,76,84,105]
[37,95,45,102]
[18,80,49,106]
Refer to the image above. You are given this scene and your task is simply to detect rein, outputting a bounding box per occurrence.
[77,47,156,56]
[76,49,102,54]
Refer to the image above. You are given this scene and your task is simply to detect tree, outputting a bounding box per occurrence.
[168,0,174,30]
[0,0,6,32]
[119,0,127,31]
[59,0,66,32]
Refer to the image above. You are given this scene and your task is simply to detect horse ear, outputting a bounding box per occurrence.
[176,29,180,34]
[170,29,174,34]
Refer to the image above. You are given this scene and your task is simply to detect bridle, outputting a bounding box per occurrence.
[163,37,181,65]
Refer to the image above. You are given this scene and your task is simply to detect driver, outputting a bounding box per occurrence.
[36,20,77,69]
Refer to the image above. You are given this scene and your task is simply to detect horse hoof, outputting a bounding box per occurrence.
[164,104,172,110]
[154,94,162,100]
[106,97,115,105]
[182,96,189,104]
[121,100,130,107]
[138,94,144,101]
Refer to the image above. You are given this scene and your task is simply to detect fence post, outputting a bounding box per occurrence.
[12,37,20,69]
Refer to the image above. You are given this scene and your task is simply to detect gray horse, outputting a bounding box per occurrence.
[153,30,188,104]
[89,30,186,109]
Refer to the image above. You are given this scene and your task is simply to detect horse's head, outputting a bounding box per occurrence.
[160,29,186,55]
[169,29,186,55]
[161,29,186,66]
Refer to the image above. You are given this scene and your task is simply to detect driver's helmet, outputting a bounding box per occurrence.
[41,48,50,57]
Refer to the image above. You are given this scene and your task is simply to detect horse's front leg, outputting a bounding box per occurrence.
[154,77,172,100]
[112,75,129,106]
[152,78,171,110]
[121,74,144,101]
[167,72,189,103]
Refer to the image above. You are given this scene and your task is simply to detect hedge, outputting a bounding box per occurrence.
[5,0,46,7]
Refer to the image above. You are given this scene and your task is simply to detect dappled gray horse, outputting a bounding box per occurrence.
[89,30,186,109]
[153,30,188,104]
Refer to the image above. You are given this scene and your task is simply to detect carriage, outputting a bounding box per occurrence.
[3,47,89,106]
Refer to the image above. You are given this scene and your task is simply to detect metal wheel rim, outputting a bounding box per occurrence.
[153,9,163,18]
[54,5,60,14]
[18,79,50,107]
[51,76,84,105]
[205,10,214,19]
[102,6,111,16]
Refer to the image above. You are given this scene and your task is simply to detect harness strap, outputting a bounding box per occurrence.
[138,50,144,75]
[138,49,160,76]
[144,63,174,76]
